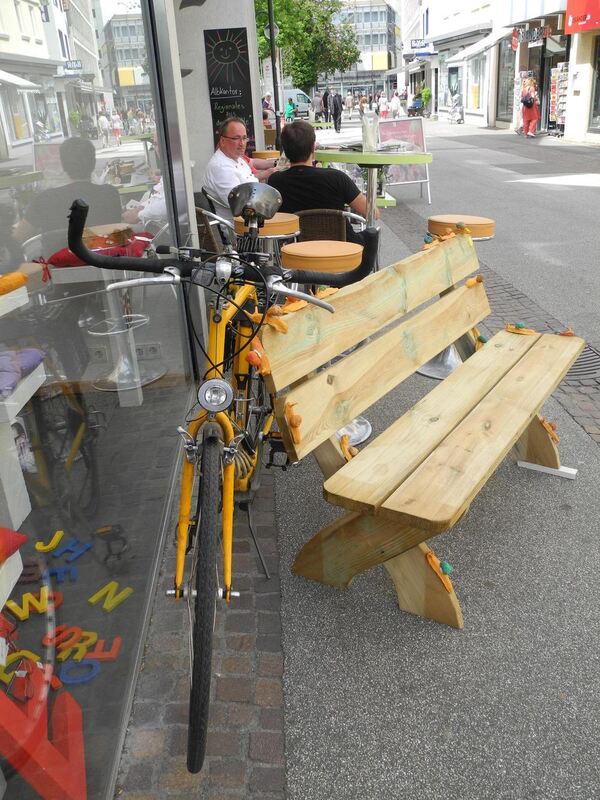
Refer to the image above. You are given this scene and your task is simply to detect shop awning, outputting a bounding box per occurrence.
[446,28,512,65]
[0,68,41,92]
[408,60,428,74]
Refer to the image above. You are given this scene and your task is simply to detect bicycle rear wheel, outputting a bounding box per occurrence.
[187,429,221,773]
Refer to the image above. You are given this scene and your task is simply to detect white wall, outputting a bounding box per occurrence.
[174,0,264,192]
[564,32,600,145]
[496,0,566,27]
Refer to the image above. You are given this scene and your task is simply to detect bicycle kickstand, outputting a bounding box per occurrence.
[239,499,270,580]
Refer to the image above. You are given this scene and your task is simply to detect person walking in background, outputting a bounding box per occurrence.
[111,110,122,146]
[322,87,330,122]
[390,91,401,119]
[284,97,297,123]
[520,77,540,138]
[378,93,389,119]
[345,91,354,120]
[359,94,369,118]
[98,112,110,148]
[329,89,343,132]
[311,90,322,121]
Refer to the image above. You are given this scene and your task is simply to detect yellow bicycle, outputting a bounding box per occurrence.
[68,185,378,772]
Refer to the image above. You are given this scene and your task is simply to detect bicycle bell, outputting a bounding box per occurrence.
[228,182,282,227]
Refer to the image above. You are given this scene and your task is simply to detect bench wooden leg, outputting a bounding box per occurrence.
[292,511,434,588]
[513,413,561,469]
[514,414,577,479]
[384,543,464,629]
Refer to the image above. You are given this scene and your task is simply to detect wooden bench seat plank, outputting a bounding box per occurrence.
[263,235,479,393]
[323,329,538,514]
[380,333,584,532]
[276,282,491,461]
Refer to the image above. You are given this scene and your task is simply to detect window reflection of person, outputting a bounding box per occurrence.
[13,137,121,247]
[121,133,167,230]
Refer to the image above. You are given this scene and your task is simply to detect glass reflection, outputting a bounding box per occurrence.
[0,1,190,797]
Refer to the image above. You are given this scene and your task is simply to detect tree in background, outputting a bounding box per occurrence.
[255,0,360,93]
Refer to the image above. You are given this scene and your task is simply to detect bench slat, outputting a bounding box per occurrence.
[323,329,538,514]
[275,281,491,461]
[263,235,479,393]
[379,332,584,532]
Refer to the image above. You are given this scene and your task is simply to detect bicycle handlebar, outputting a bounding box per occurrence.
[67,199,379,287]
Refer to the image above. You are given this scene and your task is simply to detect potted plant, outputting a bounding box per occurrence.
[421,85,432,116]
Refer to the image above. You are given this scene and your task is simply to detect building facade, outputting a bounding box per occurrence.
[325,0,400,96]
[397,0,600,142]
[103,13,151,114]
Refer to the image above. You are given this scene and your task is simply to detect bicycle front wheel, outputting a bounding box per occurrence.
[187,430,221,773]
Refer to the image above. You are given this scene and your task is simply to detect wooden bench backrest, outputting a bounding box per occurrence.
[264,236,490,462]
[262,234,479,393]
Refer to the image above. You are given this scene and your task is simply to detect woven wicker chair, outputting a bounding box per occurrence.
[195,207,224,254]
[296,208,366,242]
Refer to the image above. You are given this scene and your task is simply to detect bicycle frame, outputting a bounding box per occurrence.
[174,281,274,603]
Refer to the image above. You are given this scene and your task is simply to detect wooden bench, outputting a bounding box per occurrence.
[261,234,584,628]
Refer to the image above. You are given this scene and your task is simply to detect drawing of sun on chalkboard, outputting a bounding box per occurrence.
[205,28,249,86]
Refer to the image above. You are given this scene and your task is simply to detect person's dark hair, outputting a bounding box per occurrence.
[59,137,96,180]
[280,120,315,163]
[218,116,247,138]
[262,109,269,120]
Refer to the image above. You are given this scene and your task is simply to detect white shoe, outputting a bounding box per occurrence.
[527,132,535,137]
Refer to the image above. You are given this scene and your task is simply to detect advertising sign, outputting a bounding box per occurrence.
[378,118,428,185]
[204,28,256,149]
[565,0,600,33]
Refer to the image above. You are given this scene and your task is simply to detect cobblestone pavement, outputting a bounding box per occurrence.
[115,471,286,800]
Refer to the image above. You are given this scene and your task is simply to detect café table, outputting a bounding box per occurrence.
[314,149,432,227]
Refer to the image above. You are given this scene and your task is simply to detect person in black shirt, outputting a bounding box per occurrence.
[268,120,376,244]
[13,137,122,252]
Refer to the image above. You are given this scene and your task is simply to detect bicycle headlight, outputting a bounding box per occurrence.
[198,378,233,413]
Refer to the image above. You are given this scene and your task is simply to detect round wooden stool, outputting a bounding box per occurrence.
[252,150,280,160]
[234,212,299,238]
[280,240,363,272]
[428,214,495,241]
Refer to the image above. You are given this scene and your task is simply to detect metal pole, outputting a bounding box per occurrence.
[267,0,281,150]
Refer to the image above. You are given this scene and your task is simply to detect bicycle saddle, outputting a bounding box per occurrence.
[228,182,282,226]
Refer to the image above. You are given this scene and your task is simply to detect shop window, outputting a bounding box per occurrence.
[467,54,484,110]
[3,86,31,140]
[590,37,600,131]
[496,38,515,122]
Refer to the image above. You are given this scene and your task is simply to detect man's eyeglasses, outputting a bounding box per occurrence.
[222,135,249,143]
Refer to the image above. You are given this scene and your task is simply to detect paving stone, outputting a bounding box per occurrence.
[258,612,282,634]
[225,612,257,634]
[221,654,253,674]
[257,653,284,677]
[126,728,167,760]
[206,731,243,757]
[208,759,248,788]
[249,731,285,763]
[255,677,283,707]
[260,707,284,731]
[248,766,286,794]
[216,676,254,703]
[227,703,258,728]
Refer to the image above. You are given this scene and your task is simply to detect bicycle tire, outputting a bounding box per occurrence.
[187,430,221,773]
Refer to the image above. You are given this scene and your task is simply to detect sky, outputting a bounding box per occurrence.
[99,0,141,26]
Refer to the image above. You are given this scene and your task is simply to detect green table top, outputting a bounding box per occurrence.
[117,181,153,195]
[315,150,432,165]
[0,170,43,189]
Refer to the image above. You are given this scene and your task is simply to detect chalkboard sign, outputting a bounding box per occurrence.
[204,28,256,151]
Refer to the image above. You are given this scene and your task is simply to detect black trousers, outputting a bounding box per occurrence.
[332,113,341,132]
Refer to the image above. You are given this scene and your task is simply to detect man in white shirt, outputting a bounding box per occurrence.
[203,117,277,216]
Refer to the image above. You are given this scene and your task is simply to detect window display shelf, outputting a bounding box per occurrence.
[0,363,46,424]
[0,286,28,318]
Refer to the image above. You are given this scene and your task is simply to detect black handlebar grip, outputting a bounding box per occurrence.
[67,199,166,274]
[155,245,172,254]
[291,226,379,288]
